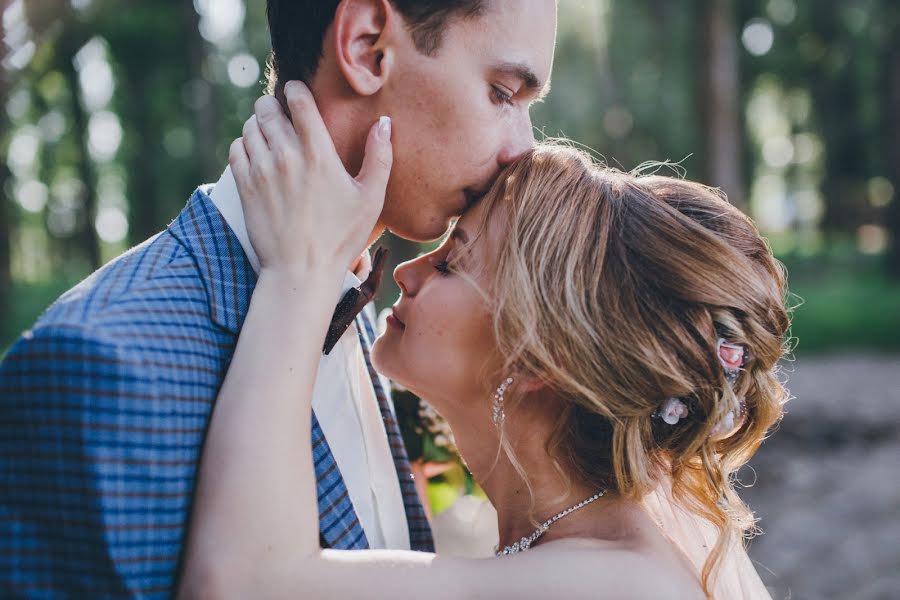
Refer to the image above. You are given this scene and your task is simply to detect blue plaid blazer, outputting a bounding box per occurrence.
[0,188,433,598]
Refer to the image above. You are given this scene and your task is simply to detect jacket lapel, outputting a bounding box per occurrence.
[168,188,369,550]
[166,187,256,335]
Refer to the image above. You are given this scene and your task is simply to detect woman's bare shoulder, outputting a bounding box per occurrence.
[513,539,706,600]
[295,541,705,600]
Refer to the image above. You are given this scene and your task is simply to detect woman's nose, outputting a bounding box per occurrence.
[394,252,438,298]
[393,259,417,297]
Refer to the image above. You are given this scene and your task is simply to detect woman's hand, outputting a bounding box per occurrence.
[229,81,393,281]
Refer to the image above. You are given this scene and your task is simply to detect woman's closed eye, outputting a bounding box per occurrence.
[434,259,453,276]
[432,226,472,276]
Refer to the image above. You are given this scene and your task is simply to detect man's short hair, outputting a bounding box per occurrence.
[265,0,487,93]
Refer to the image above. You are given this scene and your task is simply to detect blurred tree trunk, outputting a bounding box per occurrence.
[120,71,161,245]
[59,27,102,270]
[0,70,11,331]
[101,5,162,245]
[24,0,101,269]
[810,10,868,242]
[104,2,199,244]
[182,1,219,181]
[697,0,744,210]
[0,13,8,333]
[886,5,900,278]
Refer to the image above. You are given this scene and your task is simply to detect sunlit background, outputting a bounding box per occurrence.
[2,1,898,598]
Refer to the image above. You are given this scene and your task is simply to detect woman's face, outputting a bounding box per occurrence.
[371,200,502,419]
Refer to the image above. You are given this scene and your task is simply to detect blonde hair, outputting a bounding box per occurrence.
[472,144,790,596]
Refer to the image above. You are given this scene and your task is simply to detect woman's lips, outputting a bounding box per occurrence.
[386,309,406,330]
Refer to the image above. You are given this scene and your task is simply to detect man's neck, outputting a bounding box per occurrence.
[308,68,372,182]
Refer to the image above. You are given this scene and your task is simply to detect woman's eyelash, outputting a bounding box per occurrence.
[434,260,452,275]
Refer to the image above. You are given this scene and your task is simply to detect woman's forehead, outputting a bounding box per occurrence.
[456,194,506,240]
[457,196,490,228]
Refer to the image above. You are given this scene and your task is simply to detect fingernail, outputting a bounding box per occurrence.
[284,81,298,95]
[377,116,392,141]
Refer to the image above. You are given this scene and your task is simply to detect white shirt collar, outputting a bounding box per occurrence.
[208,166,362,294]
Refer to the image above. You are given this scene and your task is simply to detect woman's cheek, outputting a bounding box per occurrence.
[408,295,471,377]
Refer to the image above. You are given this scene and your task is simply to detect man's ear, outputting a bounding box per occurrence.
[333,0,398,96]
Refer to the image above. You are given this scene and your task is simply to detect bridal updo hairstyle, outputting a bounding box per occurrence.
[473,144,790,595]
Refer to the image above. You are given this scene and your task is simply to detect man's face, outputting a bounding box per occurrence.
[375,0,557,242]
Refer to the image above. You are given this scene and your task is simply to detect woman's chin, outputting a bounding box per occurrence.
[371,337,443,408]
[371,337,406,385]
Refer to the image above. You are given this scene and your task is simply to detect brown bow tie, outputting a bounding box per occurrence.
[323,246,388,355]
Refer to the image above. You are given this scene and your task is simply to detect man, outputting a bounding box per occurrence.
[0,0,556,596]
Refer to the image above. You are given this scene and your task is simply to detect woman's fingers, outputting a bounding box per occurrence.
[254,96,301,171]
[241,115,271,168]
[283,81,338,159]
[229,137,251,192]
[229,86,391,275]
[355,117,393,207]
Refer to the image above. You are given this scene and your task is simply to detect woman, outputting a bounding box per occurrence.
[178,91,788,599]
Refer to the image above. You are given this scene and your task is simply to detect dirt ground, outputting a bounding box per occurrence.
[740,354,900,600]
[431,354,900,600]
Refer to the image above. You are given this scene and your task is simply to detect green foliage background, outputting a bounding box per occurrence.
[2,0,899,353]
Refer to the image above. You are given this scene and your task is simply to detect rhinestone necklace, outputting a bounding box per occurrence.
[494,489,606,557]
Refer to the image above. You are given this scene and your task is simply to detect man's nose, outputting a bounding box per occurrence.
[497,111,536,168]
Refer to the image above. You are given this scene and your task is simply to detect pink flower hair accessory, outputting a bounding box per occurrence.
[709,409,737,437]
[657,397,689,425]
[652,337,748,430]
[716,337,746,385]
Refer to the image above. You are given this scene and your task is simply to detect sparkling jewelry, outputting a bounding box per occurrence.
[494,489,606,557]
[492,377,514,427]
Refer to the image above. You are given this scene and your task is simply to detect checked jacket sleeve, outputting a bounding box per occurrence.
[0,324,196,598]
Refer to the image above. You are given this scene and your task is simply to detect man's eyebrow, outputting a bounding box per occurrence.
[492,61,551,99]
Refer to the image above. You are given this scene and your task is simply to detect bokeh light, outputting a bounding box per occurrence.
[75,38,115,112]
[15,180,49,214]
[742,19,775,56]
[767,0,797,26]
[857,224,889,255]
[95,207,129,244]
[227,53,261,88]
[7,126,40,177]
[195,0,246,45]
[87,111,123,162]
